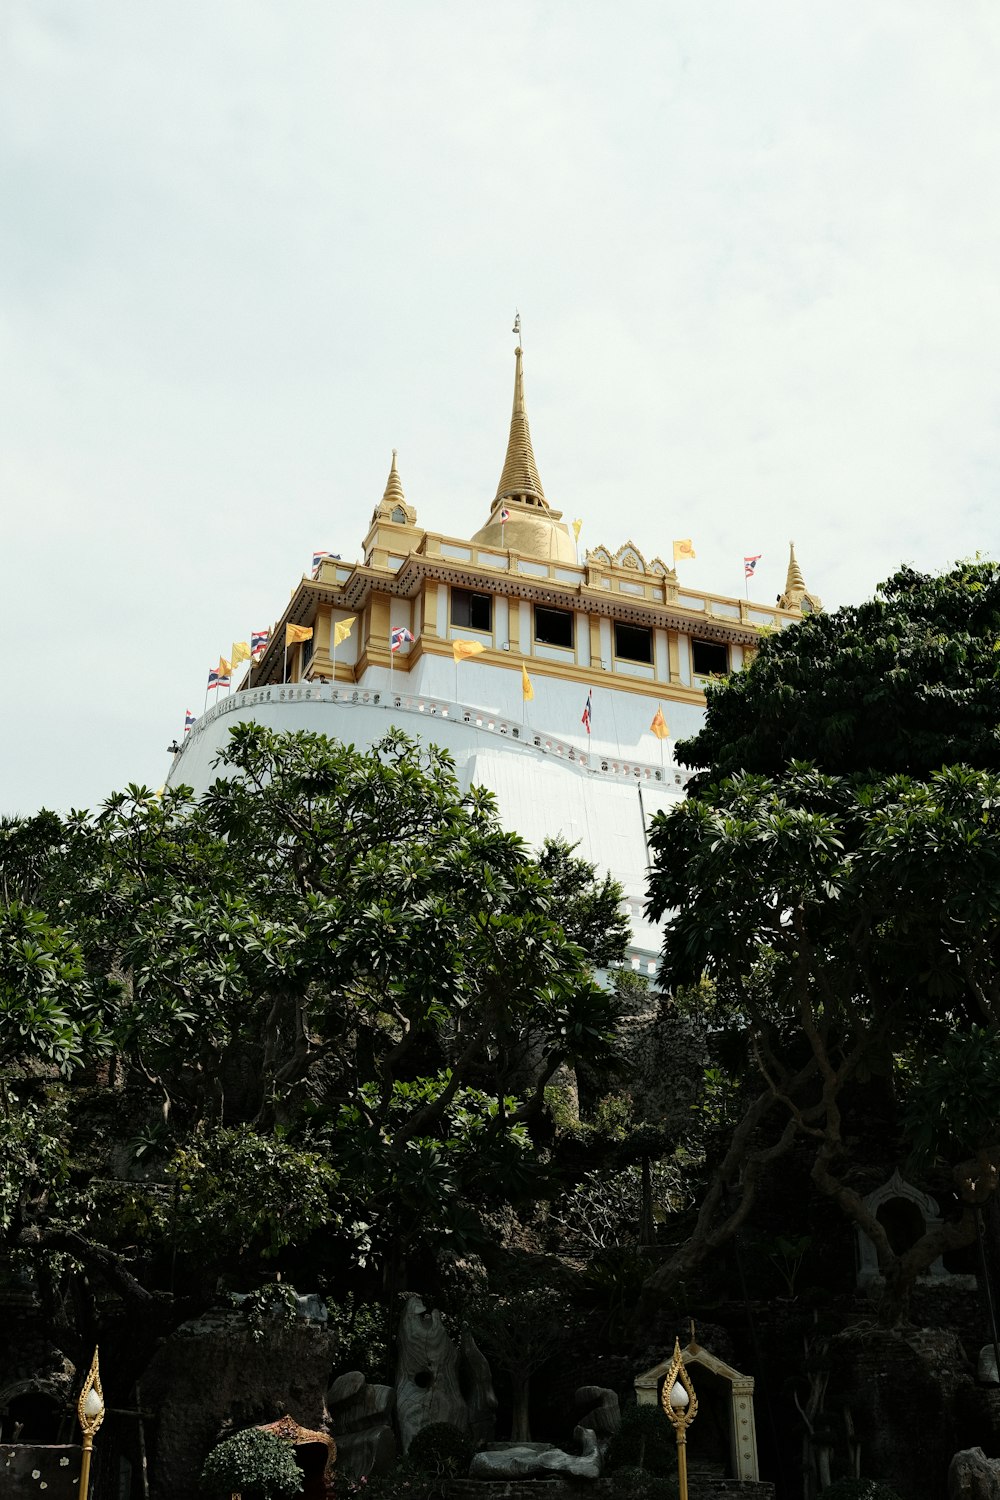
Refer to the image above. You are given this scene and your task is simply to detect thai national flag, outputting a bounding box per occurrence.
[251,629,270,656]
[500,506,510,523]
[312,550,330,574]
[581,690,592,735]
[184,710,195,733]
[390,627,415,653]
[744,554,762,579]
[207,669,230,691]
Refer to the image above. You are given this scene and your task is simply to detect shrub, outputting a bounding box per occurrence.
[609,1468,679,1500]
[823,1482,902,1500]
[605,1404,677,1478]
[359,1458,433,1499]
[200,1427,303,1499]
[407,1422,474,1479]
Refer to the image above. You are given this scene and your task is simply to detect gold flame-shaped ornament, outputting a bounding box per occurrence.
[77,1348,105,1438]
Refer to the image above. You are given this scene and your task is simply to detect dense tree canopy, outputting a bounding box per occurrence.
[645,560,1000,1321]
[1,724,629,1337]
[678,560,1000,782]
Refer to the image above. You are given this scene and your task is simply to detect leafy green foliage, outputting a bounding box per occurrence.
[822,1481,902,1500]
[605,1405,678,1477]
[199,1427,303,1499]
[0,725,626,1321]
[407,1422,475,1480]
[678,560,1000,782]
[644,560,1000,1321]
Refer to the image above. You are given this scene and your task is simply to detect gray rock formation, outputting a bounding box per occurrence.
[327,1370,398,1478]
[470,1427,602,1480]
[459,1328,498,1443]
[574,1384,621,1438]
[949,1447,1000,1499]
[395,1296,469,1450]
[979,1345,1000,1385]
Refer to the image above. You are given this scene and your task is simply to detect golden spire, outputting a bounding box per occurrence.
[784,540,806,598]
[778,540,822,614]
[381,448,405,506]
[495,346,546,506]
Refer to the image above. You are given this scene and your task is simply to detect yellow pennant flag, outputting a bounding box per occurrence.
[285,622,313,647]
[650,705,669,740]
[217,654,231,675]
[522,663,534,701]
[673,539,696,563]
[231,641,250,666]
[333,615,356,647]
[572,518,583,542]
[453,639,486,662]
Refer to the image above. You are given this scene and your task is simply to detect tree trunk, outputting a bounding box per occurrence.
[510,1371,531,1442]
[640,1154,654,1246]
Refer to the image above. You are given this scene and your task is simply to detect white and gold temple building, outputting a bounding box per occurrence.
[169,346,819,970]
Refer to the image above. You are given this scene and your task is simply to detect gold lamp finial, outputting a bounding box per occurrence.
[77,1348,105,1500]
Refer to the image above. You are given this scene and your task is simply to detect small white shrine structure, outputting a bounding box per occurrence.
[635,1337,760,1482]
[855,1169,949,1287]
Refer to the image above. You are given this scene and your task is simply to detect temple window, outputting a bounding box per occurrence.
[691,638,729,678]
[614,622,653,665]
[534,605,574,650]
[391,506,406,523]
[451,588,493,632]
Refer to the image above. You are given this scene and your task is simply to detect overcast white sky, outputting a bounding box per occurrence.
[3,2,999,814]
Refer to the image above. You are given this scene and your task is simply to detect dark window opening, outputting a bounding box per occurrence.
[301,634,314,674]
[614,622,653,664]
[450,588,492,632]
[534,606,574,649]
[691,638,728,678]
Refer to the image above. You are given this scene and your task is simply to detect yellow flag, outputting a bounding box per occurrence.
[650,705,669,740]
[285,623,313,647]
[673,539,696,563]
[217,655,231,675]
[231,641,250,666]
[572,518,583,542]
[453,639,486,662]
[522,663,534,701]
[333,616,356,647]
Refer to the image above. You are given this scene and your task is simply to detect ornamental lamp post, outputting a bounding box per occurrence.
[76,1348,105,1500]
[661,1336,698,1500]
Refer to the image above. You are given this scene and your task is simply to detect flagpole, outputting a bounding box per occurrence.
[203,678,209,713]
[284,644,288,684]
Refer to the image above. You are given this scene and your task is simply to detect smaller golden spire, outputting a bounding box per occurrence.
[381,449,405,506]
[778,540,822,614]
[784,541,805,597]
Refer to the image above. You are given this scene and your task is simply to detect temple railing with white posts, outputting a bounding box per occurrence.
[175,683,692,791]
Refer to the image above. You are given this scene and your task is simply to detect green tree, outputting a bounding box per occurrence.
[0,726,627,1317]
[644,561,1000,1324]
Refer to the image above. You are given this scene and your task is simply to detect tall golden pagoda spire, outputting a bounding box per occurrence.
[778,540,822,614]
[495,346,546,506]
[382,448,405,506]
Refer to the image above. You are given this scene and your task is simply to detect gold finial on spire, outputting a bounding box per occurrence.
[495,343,546,506]
[381,448,405,506]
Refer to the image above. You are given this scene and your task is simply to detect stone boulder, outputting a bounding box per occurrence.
[470,1427,602,1480]
[574,1384,621,1438]
[327,1370,397,1477]
[950,1447,1000,1500]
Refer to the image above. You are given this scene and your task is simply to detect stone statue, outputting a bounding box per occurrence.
[574,1384,621,1438]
